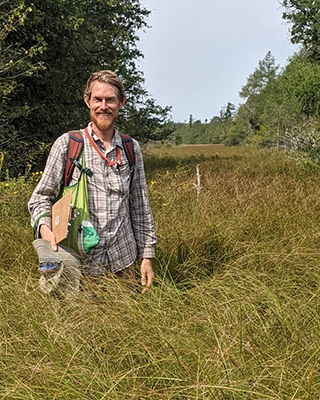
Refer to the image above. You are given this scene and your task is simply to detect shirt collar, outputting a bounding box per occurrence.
[87,122,123,151]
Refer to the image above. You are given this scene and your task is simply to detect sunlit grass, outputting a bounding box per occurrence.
[1,144,320,399]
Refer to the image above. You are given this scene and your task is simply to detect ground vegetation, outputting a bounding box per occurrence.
[1,145,320,399]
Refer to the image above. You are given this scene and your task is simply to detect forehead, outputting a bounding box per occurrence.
[90,81,118,98]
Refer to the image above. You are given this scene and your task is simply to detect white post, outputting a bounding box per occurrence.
[193,164,202,205]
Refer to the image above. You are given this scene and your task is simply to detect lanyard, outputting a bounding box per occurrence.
[84,127,122,167]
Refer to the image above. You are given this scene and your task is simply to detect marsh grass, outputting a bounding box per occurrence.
[1,145,320,399]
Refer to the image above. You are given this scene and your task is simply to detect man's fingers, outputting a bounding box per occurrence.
[141,272,152,288]
[141,273,147,294]
[140,259,154,294]
[146,270,153,288]
[48,234,57,251]
[141,272,147,287]
[50,241,58,251]
[40,225,58,251]
[141,274,151,294]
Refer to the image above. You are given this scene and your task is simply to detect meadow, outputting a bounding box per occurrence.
[1,144,320,399]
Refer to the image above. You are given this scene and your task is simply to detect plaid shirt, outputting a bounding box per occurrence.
[28,123,157,274]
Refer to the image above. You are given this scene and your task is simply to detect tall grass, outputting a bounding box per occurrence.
[1,145,320,399]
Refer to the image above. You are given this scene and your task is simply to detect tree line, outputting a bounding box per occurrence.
[173,0,320,164]
[0,0,172,178]
[2,0,319,178]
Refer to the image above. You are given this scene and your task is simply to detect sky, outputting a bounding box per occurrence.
[137,0,300,123]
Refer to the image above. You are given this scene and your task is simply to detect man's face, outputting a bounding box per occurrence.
[84,81,125,133]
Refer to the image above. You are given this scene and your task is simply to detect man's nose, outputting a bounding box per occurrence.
[100,99,108,109]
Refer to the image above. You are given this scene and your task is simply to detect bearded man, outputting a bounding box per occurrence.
[28,70,156,296]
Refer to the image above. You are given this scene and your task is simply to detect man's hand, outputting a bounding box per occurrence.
[40,225,58,251]
[140,258,154,294]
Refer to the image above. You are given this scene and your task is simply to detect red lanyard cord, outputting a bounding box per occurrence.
[84,127,122,167]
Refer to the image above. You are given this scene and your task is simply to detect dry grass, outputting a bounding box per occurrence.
[1,145,320,399]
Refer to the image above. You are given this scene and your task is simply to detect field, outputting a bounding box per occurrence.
[1,144,320,399]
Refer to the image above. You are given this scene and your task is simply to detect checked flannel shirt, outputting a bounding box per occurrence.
[28,123,157,274]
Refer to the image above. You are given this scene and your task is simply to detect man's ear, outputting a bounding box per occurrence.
[84,95,90,109]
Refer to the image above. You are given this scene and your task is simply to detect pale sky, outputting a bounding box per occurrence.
[138,0,299,122]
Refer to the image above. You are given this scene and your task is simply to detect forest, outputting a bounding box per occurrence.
[172,1,320,168]
[1,1,320,176]
[0,0,172,179]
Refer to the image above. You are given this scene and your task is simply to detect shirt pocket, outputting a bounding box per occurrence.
[108,162,131,195]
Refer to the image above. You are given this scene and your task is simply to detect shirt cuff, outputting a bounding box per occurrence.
[37,217,52,238]
[138,246,155,259]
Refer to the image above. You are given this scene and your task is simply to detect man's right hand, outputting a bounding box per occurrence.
[40,225,58,251]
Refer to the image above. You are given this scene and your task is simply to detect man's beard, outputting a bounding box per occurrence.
[91,110,117,132]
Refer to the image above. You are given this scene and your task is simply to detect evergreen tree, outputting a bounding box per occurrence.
[240,51,279,98]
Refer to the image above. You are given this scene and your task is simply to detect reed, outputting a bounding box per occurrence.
[1,145,319,399]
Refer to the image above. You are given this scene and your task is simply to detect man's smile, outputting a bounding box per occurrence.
[97,112,111,117]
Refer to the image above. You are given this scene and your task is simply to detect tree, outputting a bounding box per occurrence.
[282,0,320,61]
[240,51,279,98]
[219,102,236,121]
[118,98,173,142]
[1,0,172,177]
[230,50,320,149]
[0,0,46,178]
[234,52,280,142]
[0,1,44,89]
[174,131,182,146]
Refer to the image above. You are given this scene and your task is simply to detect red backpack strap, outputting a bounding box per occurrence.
[121,133,135,171]
[64,131,84,187]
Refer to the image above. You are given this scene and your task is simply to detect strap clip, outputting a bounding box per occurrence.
[70,158,93,177]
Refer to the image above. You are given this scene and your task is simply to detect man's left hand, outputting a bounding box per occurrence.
[140,258,154,294]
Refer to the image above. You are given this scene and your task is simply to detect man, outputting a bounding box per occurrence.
[28,70,156,296]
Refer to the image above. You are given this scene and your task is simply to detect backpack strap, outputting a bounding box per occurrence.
[64,131,84,187]
[121,133,135,173]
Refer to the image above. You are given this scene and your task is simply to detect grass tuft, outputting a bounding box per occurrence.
[1,145,320,399]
